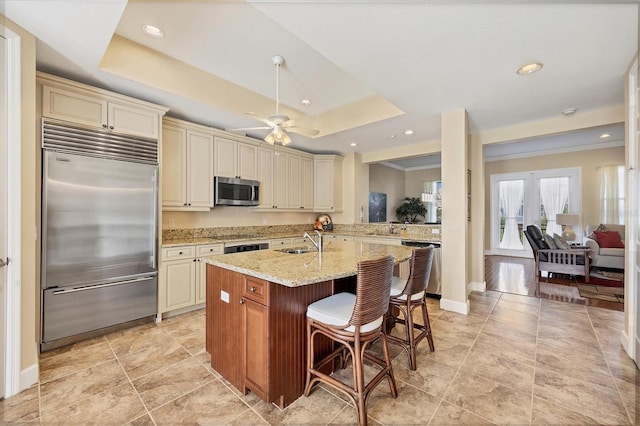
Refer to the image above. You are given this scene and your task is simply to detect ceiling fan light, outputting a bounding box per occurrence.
[264,127,291,146]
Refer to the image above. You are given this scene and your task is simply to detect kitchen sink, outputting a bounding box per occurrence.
[278,247,316,254]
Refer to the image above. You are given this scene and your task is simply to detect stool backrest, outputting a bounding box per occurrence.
[349,255,394,327]
[400,247,434,297]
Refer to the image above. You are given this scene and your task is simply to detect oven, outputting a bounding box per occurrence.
[223,241,270,254]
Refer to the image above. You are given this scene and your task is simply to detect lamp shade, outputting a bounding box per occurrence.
[264,125,291,146]
[555,214,580,226]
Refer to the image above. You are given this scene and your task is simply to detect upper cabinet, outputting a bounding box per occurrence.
[214,137,258,180]
[162,119,214,210]
[314,155,343,212]
[257,147,275,209]
[39,74,166,140]
[256,150,315,210]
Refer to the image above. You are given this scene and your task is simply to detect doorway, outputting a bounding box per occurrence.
[490,167,581,257]
[0,31,7,400]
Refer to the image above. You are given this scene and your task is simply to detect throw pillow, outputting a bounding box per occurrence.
[589,223,608,240]
[553,233,571,250]
[543,234,557,249]
[593,230,625,248]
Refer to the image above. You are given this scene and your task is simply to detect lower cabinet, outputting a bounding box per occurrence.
[243,276,270,401]
[160,243,222,315]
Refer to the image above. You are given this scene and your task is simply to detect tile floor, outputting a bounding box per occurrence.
[1,292,638,425]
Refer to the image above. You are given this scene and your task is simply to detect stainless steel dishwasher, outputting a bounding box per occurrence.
[400,240,441,299]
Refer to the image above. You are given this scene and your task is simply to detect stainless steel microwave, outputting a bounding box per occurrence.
[214,176,260,206]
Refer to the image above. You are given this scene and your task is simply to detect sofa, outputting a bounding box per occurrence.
[584,224,625,270]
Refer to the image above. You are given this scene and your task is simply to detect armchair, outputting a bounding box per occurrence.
[524,225,590,283]
[583,224,624,270]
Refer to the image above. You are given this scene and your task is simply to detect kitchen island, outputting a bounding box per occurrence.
[205,241,413,408]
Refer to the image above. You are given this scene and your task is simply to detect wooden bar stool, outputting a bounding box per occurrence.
[385,246,435,370]
[304,255,397,426]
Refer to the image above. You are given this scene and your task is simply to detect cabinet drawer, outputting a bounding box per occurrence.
[162,246,195,260]
[269,238,292,248]
[196,244,223,257]
[290,237,309,246]
[243,276,270,306]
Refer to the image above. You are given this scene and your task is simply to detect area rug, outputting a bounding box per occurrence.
[589,268,624,287]
[577,283,624,302]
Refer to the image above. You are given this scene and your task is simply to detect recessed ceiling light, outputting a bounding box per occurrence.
[404,130,414,136]
[562,107,577,116]
[600,133,611,139]
[516,62,543,75]
[301,99,312,106]
[142,24,164,38]
[390,135,396,139]
[350,142,357,147]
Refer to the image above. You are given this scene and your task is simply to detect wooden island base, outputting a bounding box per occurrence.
[205,264,351,408]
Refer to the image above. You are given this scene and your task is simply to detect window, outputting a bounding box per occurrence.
[599,165,625,224]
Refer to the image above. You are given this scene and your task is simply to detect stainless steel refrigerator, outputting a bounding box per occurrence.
[41,120,158,351]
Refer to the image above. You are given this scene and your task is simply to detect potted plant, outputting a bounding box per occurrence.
[395,197,427,223]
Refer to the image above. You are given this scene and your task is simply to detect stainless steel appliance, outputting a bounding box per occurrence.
[41,120,159,351]
[401,240,441,298]
[224,241,269,254]
[214,176,260,206]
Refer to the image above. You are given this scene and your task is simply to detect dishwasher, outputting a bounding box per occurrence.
[401,240,441,299]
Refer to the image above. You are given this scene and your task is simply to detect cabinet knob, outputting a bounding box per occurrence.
[209,249,214,252]
[109,125,114,130]
[179,251,183,255]
[102,124,107,128]
[250,286,256,292]
[239,299,245,305]
[193,259,197,262]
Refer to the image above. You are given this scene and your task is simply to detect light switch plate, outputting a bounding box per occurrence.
[220,290,229,303]
[432,228,440,234]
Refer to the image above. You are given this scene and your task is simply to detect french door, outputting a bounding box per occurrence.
[490,167,581,257]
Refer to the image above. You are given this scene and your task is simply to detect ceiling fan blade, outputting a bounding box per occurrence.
[229,126,271,131]
[246,112,275,127]
[286,126,320,137]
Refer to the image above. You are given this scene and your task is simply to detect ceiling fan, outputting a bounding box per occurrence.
[231,55,319,146]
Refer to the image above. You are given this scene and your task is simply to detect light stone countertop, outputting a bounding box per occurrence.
[205,241,414,287]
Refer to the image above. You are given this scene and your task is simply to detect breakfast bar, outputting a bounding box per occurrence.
[205,241,413,408]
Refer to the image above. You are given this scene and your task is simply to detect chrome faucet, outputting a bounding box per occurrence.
[303,230,324,252]
[389,222,395,234]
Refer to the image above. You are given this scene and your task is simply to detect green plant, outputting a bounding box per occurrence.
[395,197,427,223]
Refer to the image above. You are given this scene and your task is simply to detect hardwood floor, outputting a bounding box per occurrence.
[485,255,624,311]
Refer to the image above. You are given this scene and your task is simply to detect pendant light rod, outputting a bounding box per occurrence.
[273,55,285,117]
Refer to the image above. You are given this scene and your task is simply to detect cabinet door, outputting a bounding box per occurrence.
[301,157,314,209]
[108,102,159,139]
[288,155,302,208]
[160,258,196,312]
[237,143,258,180]
[314,158,334,211]
[244,298,269,401]
[187,131,214,208]
[273,153,288,208]
[257,148,274,208]
[42,85,107,129]
[214,137,238,178]
[161,126,188,207]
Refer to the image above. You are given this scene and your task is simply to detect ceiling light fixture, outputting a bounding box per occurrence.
[142,24,164,38]
[264,124,291,146]
[600,133,611,139]
[562,107,577,116]
[301,99,312,106]
[516,62,543,75]
[390,135,396,139]
[404,130,415,136]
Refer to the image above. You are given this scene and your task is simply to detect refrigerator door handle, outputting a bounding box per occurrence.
[51,276,156,295]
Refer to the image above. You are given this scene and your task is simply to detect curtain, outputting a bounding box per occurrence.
[499,180,524,249]
[540,177,569,236]
[599,165,625,224]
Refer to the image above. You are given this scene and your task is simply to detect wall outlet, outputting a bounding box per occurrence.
[168,219,175,229]
[432,228,440,234]
[220,290,229,303]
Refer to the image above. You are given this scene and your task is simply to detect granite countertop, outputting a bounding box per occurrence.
[162,231,440,248]
[205,240,413,287]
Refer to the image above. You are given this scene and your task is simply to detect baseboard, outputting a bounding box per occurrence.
[468,280,486,293]
[20,363,39,391]
[621,329,634,359]
[440,298,470,315]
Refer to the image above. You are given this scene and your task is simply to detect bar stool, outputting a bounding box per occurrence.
[385,246,435,370]
[304,255,397,426]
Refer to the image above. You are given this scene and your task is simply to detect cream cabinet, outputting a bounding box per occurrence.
[41,84,161,139]
[213,137,258,180]
[257,147,275,209]
[301,157,314,209]
[269,238,293,248]
[273,152,289,208]
[325,234,354,242]
[288,155,302,208]
[162,120,214,210]
[356,236,402,246]
[314,155,343,212]
[159,243,223,315]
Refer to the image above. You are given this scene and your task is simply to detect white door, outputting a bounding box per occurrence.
[0,32,8,399]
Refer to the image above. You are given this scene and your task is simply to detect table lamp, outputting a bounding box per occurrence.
[556,214,580,242]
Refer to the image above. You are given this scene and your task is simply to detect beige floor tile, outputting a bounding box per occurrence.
[132,356,216,410]
[158,309,205,338]
[443,373,532,424]
[227,408,270,425]
[540,298,588,313]
[106,322,168,357]
[530,396,603,425]
[537,322,597,342]
[118,338,191,380]
[428,400,493,425]
[392,353,458,399]
[150,380,251,424]
[535,345,615,387]
[473,330,537,366]
[482,315,539,337]
[493,298,541,315]
[175,332,206,356]
[534,368,631,424]
[615,377,638,421]
[40,358,128,414]
[127,413,156,426]
[434,311,488,332]
[536,333,601,359]
[251,386,347,424]
[367,381,440,425]
[459,347,535,394]
[39,336,114,383]
[40,382,146,424]
[420,336,473,369]
[498,292,541,306]
[0,384,40,423]
[488,304,539,326]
